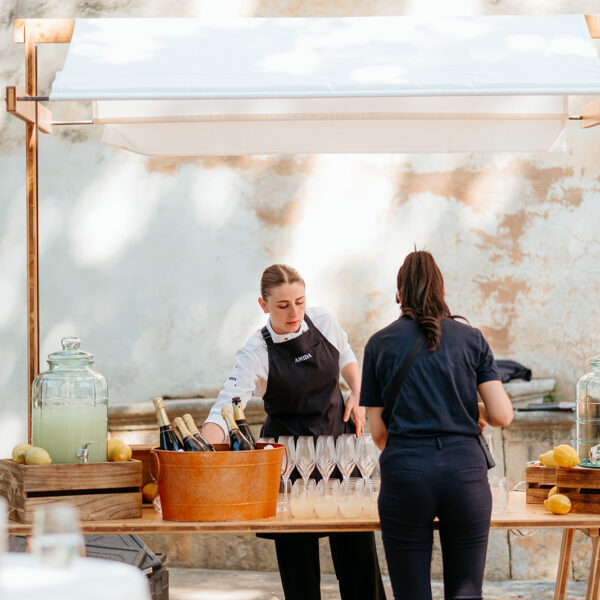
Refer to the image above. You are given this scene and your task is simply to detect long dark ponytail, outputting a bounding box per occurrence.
[396,251,454,351]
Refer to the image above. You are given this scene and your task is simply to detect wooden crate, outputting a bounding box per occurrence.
[0,459,142,523]
[526,463,600,513]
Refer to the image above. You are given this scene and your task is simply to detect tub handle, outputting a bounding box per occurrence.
[150,449,160,482]
[281,445,289,477]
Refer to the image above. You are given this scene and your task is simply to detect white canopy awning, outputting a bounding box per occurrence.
[50,15,600,155]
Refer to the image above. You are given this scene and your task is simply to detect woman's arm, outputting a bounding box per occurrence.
[341,361,365,435]
[478,380,513,428]
[202,422,227,444]
[366,407,387,450]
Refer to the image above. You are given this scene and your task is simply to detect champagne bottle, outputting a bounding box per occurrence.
[221,406,253,451]
[182,413,216,452]
[232,397,256,449]
[173,417,210,452]
[153,397,183,452]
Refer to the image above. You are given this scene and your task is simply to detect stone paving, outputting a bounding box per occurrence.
[169,568,588,600]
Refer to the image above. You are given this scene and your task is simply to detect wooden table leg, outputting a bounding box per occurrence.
[587,530,600,600]
[554,529,575,600]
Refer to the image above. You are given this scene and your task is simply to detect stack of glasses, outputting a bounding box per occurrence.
[259,434,381,519]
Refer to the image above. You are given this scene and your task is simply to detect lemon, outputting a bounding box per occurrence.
[544,493,571,515]
[142,482,159,502]
[553,444,580,468]
[110,443,132,462]
[12,443,32,464]
[24,446,52,465]
[539,450,557,467]
[107,438,125,454]
[548,485,558,498]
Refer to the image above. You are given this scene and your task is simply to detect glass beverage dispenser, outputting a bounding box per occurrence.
[576,355,600,466]
[32,337,108,464]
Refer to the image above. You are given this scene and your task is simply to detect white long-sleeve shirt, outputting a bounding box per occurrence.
[205,306,357,436]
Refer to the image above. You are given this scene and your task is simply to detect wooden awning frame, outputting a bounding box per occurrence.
[5,17,600,440]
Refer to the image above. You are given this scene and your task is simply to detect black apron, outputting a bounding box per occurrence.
[259,313,353,440]
[257,313,353,542]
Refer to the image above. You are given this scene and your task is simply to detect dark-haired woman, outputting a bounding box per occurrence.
[360,251,513,600]
[203,264,386,600]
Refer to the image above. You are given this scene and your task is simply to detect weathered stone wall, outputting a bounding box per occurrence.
[1,1,599,453]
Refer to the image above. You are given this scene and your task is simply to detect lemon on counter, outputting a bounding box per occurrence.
[539,450,558,467]
[142,482,159,502]
[553,444,580,468]
[12,443,32,464]
[110,443,132,462]
[107,438,125,454]
[544,493,571,515]
[107,437,132,461]
[24,446,52,465]
[547,485,558,498]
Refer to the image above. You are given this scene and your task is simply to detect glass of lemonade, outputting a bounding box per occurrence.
[340,477,364,518]
[290,479,316,519]
[315,479,340,518]
[364,478,380,518]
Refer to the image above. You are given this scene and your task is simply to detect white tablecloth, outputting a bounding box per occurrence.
[0,553,151,600]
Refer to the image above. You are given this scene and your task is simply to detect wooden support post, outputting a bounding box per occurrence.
[24,22,39,443]
[587,530,600,600]
[585,15,600,39]
[554,529,575,600]
[14,19,74,44]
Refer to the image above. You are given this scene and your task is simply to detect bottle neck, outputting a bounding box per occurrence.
[222,410,240,433]
[183,414,201,436]
[232,402,245,423]
[155,406,171,428]
[173,418,192,439]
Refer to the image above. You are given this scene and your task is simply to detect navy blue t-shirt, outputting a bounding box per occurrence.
[360,316,500,438]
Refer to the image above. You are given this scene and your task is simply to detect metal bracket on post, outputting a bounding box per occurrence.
[6,86,52,133]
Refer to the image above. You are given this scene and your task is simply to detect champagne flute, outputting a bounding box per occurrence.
[277,436,296,504]
[356,434,379,481]
[336,434,357,482]
[316,435,336,482]
[295,436,316,482]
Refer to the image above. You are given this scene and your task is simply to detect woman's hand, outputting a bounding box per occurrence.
[477,406,488,434]
[341,362,364,434]
[344,390,366,435]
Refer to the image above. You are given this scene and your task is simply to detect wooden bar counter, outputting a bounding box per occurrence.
[8,493,600,600]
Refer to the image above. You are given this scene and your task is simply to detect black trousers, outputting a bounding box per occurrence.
[378,435,492,600]
[273,531,387,600]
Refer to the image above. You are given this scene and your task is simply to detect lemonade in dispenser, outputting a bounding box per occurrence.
[31,337,108,464]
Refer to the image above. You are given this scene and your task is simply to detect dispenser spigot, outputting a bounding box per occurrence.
[76,441,94,463]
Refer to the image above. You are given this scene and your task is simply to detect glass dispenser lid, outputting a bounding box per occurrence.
[47,337,94,366]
